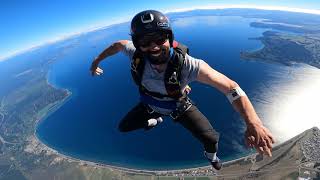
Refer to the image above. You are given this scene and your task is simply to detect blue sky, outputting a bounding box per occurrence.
[1,0,320,61]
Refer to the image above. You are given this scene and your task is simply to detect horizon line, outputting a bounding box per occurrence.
[1,5,320,62]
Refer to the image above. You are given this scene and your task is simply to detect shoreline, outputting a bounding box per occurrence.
[34,124,212,174]
[32,83,212,174]
[31,85,196,173]
[34,128,267,175]
[34,130,213,175]
[33,80,259,174]
[32,95,255,175]
[35,77,213,173]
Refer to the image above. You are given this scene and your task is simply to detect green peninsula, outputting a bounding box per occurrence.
[241,31,320,69]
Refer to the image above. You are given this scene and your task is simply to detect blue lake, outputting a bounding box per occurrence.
[36,15,320,170]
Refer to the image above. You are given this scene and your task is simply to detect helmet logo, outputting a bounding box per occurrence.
[157,22,169,28]
[141,13,154,23]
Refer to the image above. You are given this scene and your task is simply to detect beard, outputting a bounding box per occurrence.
[146,46,170,65]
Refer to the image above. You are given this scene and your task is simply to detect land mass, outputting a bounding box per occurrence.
[169,8,320,69]
[241,31,320,69]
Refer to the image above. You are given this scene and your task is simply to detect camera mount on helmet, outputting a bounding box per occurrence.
[130,10,174,48]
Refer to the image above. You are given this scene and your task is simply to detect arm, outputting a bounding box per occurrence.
[90,40,129,76]
[197,61,275,156]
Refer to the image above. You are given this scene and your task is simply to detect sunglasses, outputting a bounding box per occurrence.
[138,33,169,48]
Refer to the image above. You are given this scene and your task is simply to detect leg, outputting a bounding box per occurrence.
[118,102,161,132]
[175,105,219,153]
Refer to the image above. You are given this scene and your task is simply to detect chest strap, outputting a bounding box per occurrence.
[131,41,189,100]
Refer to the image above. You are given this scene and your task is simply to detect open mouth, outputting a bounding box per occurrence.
[148,49,162,56]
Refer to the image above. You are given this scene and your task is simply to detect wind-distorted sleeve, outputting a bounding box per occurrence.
[181,54,205,85]
[121,41,136,60]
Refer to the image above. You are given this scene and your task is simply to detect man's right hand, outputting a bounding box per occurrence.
[90,60,104,76]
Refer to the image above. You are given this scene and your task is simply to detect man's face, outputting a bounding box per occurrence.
[137,32,170,64]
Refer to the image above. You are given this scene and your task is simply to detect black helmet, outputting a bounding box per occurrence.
[130,10,174,48]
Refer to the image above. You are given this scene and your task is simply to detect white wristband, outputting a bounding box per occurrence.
[226,86,246,104]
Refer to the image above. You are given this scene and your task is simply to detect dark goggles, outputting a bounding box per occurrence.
[137,33,169,48]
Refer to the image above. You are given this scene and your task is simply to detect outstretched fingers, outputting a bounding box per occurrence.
[95,67,104,75]
[256,146,264,155]
[262,127,275,149]
[266,137,273,149]
[260,139,272,157]
[245,135,255,148]
[245,125,275,157]
[91,66,104,76]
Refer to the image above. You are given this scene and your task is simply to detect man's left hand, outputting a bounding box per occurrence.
[245,122,275,157]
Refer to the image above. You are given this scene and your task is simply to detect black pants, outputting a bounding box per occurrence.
[118,102,219,153]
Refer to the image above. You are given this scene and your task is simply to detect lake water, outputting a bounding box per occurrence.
[36,15,320,170]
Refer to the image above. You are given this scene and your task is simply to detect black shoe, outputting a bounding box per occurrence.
[210,158,222,170]
[210,160,222,170]
[204,151,222,170]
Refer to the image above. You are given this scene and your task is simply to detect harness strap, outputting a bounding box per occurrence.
[141,93,193,120]
[140,93,177,110]
[131,41,189,100]
[164,50,183,98]
[139,86,172,99]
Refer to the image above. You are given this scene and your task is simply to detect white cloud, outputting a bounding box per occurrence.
[167,4,320,15]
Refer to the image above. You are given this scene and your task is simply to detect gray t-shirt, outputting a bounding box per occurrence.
[122,41,204,115]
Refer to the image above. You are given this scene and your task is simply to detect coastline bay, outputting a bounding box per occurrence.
[35,15,320,170]
[0,9,320,179]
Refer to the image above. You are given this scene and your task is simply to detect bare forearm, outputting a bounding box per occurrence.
[232,96,262,126]
[197,62,237,94]
[197,62,263,126]
[233,95,275,157]
[95,40,128,62]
